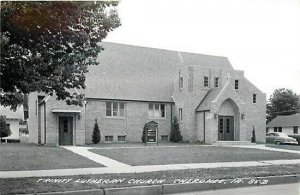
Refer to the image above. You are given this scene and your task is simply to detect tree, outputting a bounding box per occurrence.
[0,116,11,142]
[92,118,100,144]
[267,88,300,123]
[251,125,256,143]
[170,116,182,142]
[1,1,121,110]
[141,124,147,143]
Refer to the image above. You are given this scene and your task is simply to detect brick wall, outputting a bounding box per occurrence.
[85,100,172,144]
[173,65,266,144]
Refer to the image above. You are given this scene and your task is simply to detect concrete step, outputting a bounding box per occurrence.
[213,141,255,146]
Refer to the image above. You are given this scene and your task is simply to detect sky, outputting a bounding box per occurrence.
[105,0,300,99]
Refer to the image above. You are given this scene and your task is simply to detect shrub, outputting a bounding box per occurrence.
[0,116,11,142]
[141,124,147,143]
[251,125,256,143]
[92,119,101,144]
[170,116,182,142]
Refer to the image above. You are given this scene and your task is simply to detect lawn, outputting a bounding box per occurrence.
[1,164,299,194]
[89,146,300,166]
[266,144,300,151]
[0,143,103,171]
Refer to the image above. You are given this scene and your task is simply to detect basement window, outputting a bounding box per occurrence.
[118,135,126,142]
[105,136,113,142]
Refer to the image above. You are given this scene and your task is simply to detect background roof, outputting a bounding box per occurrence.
[84,42,233,102]
[267,113,300,127]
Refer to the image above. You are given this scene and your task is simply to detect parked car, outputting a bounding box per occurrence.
[266,132,298,145]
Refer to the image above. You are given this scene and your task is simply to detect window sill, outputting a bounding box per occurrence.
[105,116,126,120]
[149,117,167,120]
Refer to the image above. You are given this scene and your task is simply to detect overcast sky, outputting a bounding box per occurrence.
[105,0,300,99]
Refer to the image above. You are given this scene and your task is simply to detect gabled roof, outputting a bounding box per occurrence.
[195,78,244,112]
[0,105,24,120]
[196,88,222,111]
[84,42,233,102]
[267,113,300,127]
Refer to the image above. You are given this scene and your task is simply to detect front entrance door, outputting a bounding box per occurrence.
[218,116,234,141]
[59,116,73,145]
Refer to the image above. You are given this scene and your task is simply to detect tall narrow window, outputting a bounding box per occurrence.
[278,127,282,132]
[253,94,257,103]
[154,104,160,118]
[215,77,219,88]
[149,104,154,118]
[235,80,239,89]
[274,127,278,132]
[106,102,112,116]
[226,119,230,133]
[179,77,183,89]
[113,102,118,116]
[204,76,209,87]
[294,126,298,134]
[179,108,183,122]
[219,118,223,133]
[160,104,165,117]
[119,103,125,117]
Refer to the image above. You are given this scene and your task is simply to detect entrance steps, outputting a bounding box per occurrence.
[213,141,255,146]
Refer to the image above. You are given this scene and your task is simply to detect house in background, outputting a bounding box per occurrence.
[267,113,300,135]
[0,105,24,142]
[28,42,266,145]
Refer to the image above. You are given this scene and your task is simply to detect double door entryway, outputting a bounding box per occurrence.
[218,116,234,141]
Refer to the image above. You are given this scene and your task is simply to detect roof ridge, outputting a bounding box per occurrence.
[102,41,229,59]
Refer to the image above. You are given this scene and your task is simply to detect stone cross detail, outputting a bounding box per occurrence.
[226,73,232,80]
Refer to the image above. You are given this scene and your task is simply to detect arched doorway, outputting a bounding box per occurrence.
[217,99,240,141]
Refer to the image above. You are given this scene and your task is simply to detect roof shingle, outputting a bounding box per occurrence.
[84,42,233,102]
[267,113,300,127]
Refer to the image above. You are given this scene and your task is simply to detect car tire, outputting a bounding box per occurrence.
[275,141,281,145]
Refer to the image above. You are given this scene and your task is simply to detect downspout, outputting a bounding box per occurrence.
[125,102,128,140]
[42,95,50,144]
[203,111,206,143]
[44,103,46,144]
[74,113,76,145]
[170,103,173,137]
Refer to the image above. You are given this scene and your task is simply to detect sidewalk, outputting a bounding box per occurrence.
[62,146,130,168]
[1,158,300,178]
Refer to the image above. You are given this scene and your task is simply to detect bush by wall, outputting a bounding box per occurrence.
[92,119,101,144]
[170,116,182,142]
[251,125,256,143]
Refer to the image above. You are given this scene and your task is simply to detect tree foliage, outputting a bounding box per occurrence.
[141,124,147,143]
[170,116,182,142]
[0,116,11,142]
[267,88,300,123]
[92,118,100,144]
[0,1,120,110]
[251,125,256,143]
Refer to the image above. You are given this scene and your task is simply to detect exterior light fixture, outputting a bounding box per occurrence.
[214,113,218,119]
[241,113,245,119]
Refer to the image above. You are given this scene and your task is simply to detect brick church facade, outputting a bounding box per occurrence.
[28,42,266,145]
